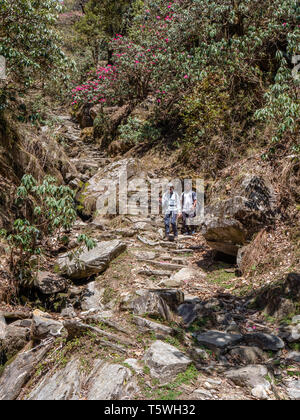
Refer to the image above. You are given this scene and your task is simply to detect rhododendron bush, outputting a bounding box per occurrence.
[72,0,299,150]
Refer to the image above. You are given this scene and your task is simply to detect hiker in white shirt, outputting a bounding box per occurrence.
[162,182,181,240]
[181,184,197,235]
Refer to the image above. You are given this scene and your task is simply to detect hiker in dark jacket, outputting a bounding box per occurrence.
[181,184,197,235]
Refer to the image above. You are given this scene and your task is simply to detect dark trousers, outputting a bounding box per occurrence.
[164,212,178,236]
[182,211,195,234]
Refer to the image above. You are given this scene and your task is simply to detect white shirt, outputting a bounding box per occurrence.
[182,191,194,213]
[162,191,181,214]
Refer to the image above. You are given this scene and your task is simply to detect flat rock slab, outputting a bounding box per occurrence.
[57,240,126,280]
[133,250,157,260]
[145,260,187,271]
[133,316,173,337]
[81,281,104,311]
[243,332,284,351]
[86,360,136,400]
[170,267,205,287]
[195,330,242,350]
[27,358,81,400]
[144,340,192,384]
[287,380,300,400]
[0,343,52,400]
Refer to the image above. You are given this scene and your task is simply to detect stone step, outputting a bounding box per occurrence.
[144,260,187,271]
[137,268,172,277]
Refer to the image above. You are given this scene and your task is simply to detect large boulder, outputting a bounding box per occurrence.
[34,271,68,295]
[57,240,126,280]
[31,310,64,341]
[194,330,242,350]
[129,289,184,321]
[202,175,277,256]
[143,340,192,384]
[78,158,139,217]
[243,332,284,351]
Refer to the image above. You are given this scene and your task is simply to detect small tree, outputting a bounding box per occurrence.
[75,0,133,65]
[0,175,95,294]
[0,0,70,107]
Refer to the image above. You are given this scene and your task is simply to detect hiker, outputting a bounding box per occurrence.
[162,182,181,240]
[181,184,197,235]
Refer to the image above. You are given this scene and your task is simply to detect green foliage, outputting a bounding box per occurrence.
[74,0,299,158]
[118,117,161,145]
[0,175,94,290]
[0,0,70,93]
[145,364,199,400]
[75,0,133,64]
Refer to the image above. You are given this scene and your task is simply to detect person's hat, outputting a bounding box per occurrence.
[168,182,174,188]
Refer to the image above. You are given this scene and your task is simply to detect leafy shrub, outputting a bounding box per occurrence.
[72,0,299,156]
[0,175,95,293]
[118,117,161,145]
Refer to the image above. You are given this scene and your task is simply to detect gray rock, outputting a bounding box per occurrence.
[0,315,6,339]
[86,360,136,400]
[137,235,159,246]
[143,340,192,384]
[286,380,300,400]
[27,358,81,400]
[130,289,184,321]
[34,271,67,295]
[79,158,139,217]
[130,291,172,321]
[194,388,213,399]
[243,332,285,350]
[154,289,184,311]
[202,175,276,256]
[292,315,300,324]
[57,240,126,280]
[0,324,30,360]
[286,351,300,363]
[195,330,242,350]
[178,302,202,327]
[145,260,187,272]
[191,348,210,361]
[165,267,203,288]
[133,250,157,260]
[286,324,300,343]
[225,365,271,399]
[229,346,267,365]
[0,342,52,400]
[124,358,144,374]
[61,306,77,319]
[133,316,173,337]
[81,281,104,311]
[31,310,64,340]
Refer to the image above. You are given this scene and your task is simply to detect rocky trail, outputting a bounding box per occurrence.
[0,115,299,401]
